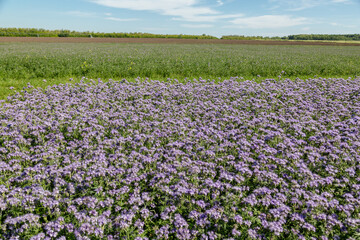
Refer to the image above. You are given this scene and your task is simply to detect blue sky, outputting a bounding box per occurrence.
[0,0,359,37]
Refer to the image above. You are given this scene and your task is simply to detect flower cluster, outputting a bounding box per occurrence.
[0,77,359,239]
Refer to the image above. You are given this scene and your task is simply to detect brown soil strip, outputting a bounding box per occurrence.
[1,37,360,46]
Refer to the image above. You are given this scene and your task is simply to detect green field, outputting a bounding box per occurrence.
[1,40,360,239]
[1,42,360,99]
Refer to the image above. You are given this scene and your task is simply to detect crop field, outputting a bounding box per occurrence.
[0,41,359,239]
[1,78,360,239]
[0,41,360,99]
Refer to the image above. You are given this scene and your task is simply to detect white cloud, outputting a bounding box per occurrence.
[230,15,307,29]
[105,17,139,21]
[89,0,238,22]
[181,24,214,28]
[90,0,203,13]
[65,11,97,17]
[105,13,112,16]
[216,0,224,6]
[269,0,353,11]
[269,0,320,11]
[331,0,351,3]
[173,13,243,22]
[161,6,218,18]
[330,22,357,28]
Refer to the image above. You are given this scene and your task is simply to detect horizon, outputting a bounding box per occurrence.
[1,27,360,39]
[0,0,359,38]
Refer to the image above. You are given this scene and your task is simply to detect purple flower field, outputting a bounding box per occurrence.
[0,77,359,239]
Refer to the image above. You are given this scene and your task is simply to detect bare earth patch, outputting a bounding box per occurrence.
[1,37,360,46]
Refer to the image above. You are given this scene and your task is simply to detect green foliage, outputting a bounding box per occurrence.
[221,35,285,40]
[1,28,360,41]
[0,42,360,99]
[288,34,360,41]
[0,28,217,39]
[222,34,360,41]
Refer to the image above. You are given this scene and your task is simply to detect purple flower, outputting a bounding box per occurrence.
[0,78,359,239]
[232,228,241,237]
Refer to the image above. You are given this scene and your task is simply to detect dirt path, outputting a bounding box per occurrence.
[1,37,360,46]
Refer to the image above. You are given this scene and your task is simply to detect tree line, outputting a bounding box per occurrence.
[221,35,285,40]
[221,34,360,41]
[287,34,360,41]
[0,28,217,39]
[0,28,359,41]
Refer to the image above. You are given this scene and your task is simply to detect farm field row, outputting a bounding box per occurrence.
[1,37,360,46]
[1,42,360,99]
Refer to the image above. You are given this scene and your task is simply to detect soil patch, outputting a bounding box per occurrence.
[1,37,360,46]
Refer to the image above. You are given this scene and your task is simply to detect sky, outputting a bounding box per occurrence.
[0,0,359,37]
